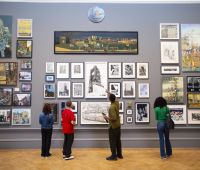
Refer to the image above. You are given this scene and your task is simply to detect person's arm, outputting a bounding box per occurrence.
[154,108,158,121]
[39,114,42,125]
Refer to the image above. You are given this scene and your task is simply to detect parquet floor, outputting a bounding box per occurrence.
[0,148,200,170]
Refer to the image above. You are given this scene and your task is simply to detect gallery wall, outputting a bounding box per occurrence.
[0,2,200,149]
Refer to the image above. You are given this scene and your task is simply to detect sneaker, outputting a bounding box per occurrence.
[64,155,74,160]
[161,156,167,160]
[117,155,123,159]
[106,156,117,161]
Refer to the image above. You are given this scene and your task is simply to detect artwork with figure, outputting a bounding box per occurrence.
[85,62,107,98]
[0,16,12,58]
[168,105,186,124]
[123,63,135,78]
[0,109,11,125]
[135,102,150,123]
[57,81,70,98]
[108,63,121,78]
[0,87,12,106]
[109,83,120,98]
[12,108,31,125]
[44,84,55,98]
[137,63,148,79]
[188,109,200,124]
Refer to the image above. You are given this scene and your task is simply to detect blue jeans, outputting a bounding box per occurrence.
[157,122,172,157]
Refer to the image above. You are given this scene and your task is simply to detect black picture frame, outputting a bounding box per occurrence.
[0,87,12,106]
[45,75,55,82]
[21,83,32,92]
[16,40,32,58]
[19,71,32,81]
[13,93,31,106]
[135,102,150,123]
[187,76,200,92]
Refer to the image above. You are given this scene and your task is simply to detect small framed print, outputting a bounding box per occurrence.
[119,101,124,113]
[109,82,121,98]
[135,102,150,123]
[13,93,31,106]
[160,23,179,39]
[108,63,121,79]
[19,71,32,81]
[20,60,32,70]
[126,116,133,124]
[120,114,124,125]
[17,19,32,38]
[57,81,70,98]
[126,109,133,115]
[0,109,11,125]
[21,83,32,92]
[48,103,58,124]
[168,105,187,124]
[46,62,54,74]
[57,62,69,79]
[161,65,180,75]
[122,63,135,78]
[122,81,135,98]
[72,101,78,112]
[74,114,78,125]
[44,84,56,99]
[188,109,200,124]
[0,87,12,106]
[187,93,200,109]
[71,63,84,79]
[138,83,149,98]
[45,75,55,82]
[187,76,200,92]
[72,82,84,98]
[16,40,32,58]
[137,63,149,79]
[12,108,31,125]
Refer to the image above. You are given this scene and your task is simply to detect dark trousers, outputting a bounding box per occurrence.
[108,127,122,158]
[41,128,52,156]
[63,133,74,157]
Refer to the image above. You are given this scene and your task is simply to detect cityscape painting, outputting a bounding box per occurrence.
[54,31,138,54]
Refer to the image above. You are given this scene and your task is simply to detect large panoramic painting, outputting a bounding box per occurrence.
[54,31,138,54]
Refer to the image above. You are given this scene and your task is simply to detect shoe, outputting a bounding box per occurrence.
[161,156,167,160]
[117,155,123,159]
[106,156,117,161]
[64,155,74,160]
[41,154,45,157]
[47,153,52,157]
[63,155,66,158]
[166,154,172,158]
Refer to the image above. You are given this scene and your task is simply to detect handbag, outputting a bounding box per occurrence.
[166,115,175,130]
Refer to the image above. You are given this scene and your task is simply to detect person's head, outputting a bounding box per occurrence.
[154,97,167,108]
[42,103,52,115]
[109,93,116,103]
[66,101,72,108]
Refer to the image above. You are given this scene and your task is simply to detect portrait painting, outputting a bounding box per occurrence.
[135,102,150,123]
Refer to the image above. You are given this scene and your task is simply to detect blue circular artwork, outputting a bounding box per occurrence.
[88,6,105,23]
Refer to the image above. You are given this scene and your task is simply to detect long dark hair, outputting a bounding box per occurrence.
[154,97,167,108]
[42,103,52,115]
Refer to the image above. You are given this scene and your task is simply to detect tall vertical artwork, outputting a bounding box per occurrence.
[0,16,12,58]
[85,62,107,98]
[181,24,200,72]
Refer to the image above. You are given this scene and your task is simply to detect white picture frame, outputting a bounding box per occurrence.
[188,109,200,124]
[160,23,179,39]
[71,63,84,79]
[168,105,187,124]
[138,83,149,98]
[135,102,150,123]
[108,63,121,78]
[17,19,33,38]
[122,62,135,78]
[109,82,121,98]
[119,114,124,125]
[72,82,84,98]
[119,101,124,113]
[56,62,69,78]
[12,108,31,125]
[44,84,56,99]
[126,109,133,115]
[74,114,78,125]
[122,81,135,98]
[57,81,70,98]
[137,63,149,79]
[126,116,133,123]
[72,101,78,112]
[161,65,180,75]
[46,62,54,74]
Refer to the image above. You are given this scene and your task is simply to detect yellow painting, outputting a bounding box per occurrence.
[17,19,32,37]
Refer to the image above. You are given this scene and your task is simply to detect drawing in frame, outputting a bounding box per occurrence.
[0,109,11,125]
[85,62,107,98]
[19,71,32,81]
[119,114,124,125]
[48,103,58,123]
[56,62,69,78]
[20,60,32,70]
[72,101,78,112]
[72,82,84,98]
[109,82,120,98]
[162,76,184,104]
[0,87,12,106]
[122,62,135,78]
[21,83,32,92]
[16,40,32,58]
[0,15,12,58]
[122,81,135,98]
[44,84,56,99]
[138,83,149,98]
[17,19,32,38]
[12,108,31,125]
[187,76,200,92]
[0,62,18,86]
[137,63,148,79]
[46,62,54,74]
[126,109,133,115]
[71,63,84,79]
[126,116,133,124]
[168,105,187,124]
[135,102,150,123]
[188,109,200,124]
[187,93,200,109]
[160,23,179,39]
[81,102,110,124]
[57,81,70,98]
[161,41,179,64]
[54,31,138,54]
[74,114,78,125]
[108,63,121,78]
[181,24,200,72]
[45,75,55,82]
[13,93,31,106]
[161,65,180,75]
[119,101,124,113]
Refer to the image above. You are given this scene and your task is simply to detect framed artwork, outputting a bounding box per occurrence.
[0,16,12,58]
[108,63,121,79]
[13,93,31,106]
[48,103,58,123]
[57,81,70,98]
[160,23,179,39]
[0,87,12,106]
[20,60,32,70]
[74,114,78,125]
[0,62,18,86]
[119,101,124,113]
[45,75,55,82]
[162,76,184,104]
[126,109,133,115]
[187,93,200,109]
[126,116,133,124]
[56,62,69,78]
[168,105,187,124]
[161,65,180,75]
[80,102,110,124]
[161,41,179,64]
[54,31,138,54]
[181,24,200,72]
[19,71,32,81]
[138,83,149,98]
[109,82,121,98]
[44,84,56,99]
[17,19,32,38]
[0,109,11,125]
[72,101,78,112]
[85,62,107,98]
[137,63,149,79]
[188,109,200,124]
[71,63,84,79]
[72,82,84,98]
[122,81,135,98]
[135,102,150,123]
[187,76,200,92]
[46,62,54,74]
[119,114,124,125]
[122,63,135,78]
[12,108,31,125]
[16,40,32,58]
[21,83,32,92]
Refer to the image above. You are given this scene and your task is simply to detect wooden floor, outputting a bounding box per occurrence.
[0,148,200,170]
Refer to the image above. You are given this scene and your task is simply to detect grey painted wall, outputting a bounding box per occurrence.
[0,2,200,149]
